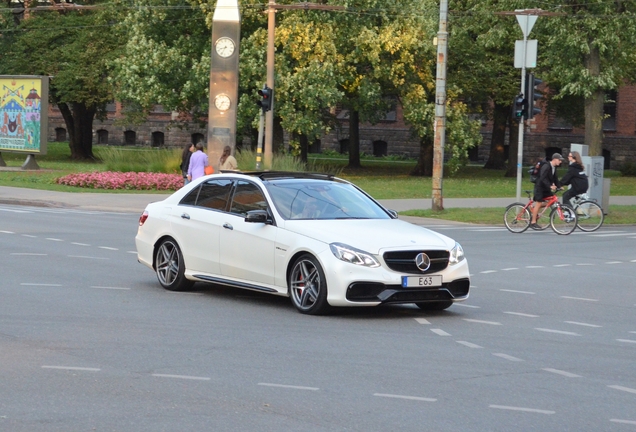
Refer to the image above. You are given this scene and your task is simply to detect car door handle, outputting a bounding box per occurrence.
[181,213,190,220]
[223,223,233,230]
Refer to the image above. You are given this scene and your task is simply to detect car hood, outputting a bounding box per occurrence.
[281,219,455,253]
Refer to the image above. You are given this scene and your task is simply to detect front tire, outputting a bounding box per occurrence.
[415,301,453,311]
[504,203,530,233]
[550,205,577,235]
[289,254,330,315]
[154,239,194,291]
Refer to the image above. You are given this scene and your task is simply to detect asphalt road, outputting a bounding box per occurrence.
[1,204,635,431]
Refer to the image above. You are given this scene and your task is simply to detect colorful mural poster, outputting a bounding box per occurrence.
[0,76,49,155]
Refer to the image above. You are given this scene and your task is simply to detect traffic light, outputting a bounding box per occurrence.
[525,73,543,119]
[512,93,525,122]
[257,86,273,112]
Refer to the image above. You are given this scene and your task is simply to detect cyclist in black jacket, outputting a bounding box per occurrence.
[561,151,589,205]
[530,153,564,229]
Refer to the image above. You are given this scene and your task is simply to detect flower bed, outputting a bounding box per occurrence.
[56,171,183,191]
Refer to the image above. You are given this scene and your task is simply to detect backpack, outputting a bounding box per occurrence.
[528,158,548,183]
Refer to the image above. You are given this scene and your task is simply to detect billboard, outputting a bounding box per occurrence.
[0,75,49,155]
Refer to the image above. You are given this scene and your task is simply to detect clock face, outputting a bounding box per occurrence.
[214,94,231,111]
[215,37,235,58]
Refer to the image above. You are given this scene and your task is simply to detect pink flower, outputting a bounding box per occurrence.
[56,171,183,191]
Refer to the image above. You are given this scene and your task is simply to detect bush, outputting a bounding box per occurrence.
[96,146,181,174]
[619,161,636,177]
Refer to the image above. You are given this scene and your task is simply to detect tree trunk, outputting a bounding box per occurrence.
[505,118,519,178]
[298,133,308,163]
[484,102,509,170]
[584,45,603,156]
[58,102,96,160]
[410,135,434,176]
[347,109,361,168]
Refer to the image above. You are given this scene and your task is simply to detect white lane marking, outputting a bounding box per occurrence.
[480,270,497,274]
[42,365,100,372]
[592,233,635,237]
[575,263,594,266]
[0,230,15,234]
[501,267,518,271]
[258,383,318,391]
[492,353,523,362]
[22,234,37,238]
[46,238,63,242]
[99,246,119,251]
[430,329,451,336]
[456,341,482,349]
[526,265,544,269]
[631,260,636,263]
[543,368,581,378]
[605,261,623,264]
[152,374,210,381]
[489,405,554,415]
[616,339,636,344]
[501,289,535,294]
[71,242,90,246]
[165,291,203,296]
[630,331,636,334]
[67,255,108,260]
[565,321,601,328]
[10,253,47,256]
[90,286,131,290]
[414,318,431,325]
[21,283,62,287]
[373,393,436,402]
[463,319,501,325]
[127,251,137,254]
[561,296,598,302]
[504,312,539,318]
[535,328,580,336]
[608,385,636,395]
[611,419,636,425]
[553,264,571,267]
[453,303,480,308]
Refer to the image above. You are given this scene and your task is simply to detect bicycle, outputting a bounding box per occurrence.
[504,190,578,235]
[568,193,604,232]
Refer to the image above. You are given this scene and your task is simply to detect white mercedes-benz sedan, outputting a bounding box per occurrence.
[135,172,470,315]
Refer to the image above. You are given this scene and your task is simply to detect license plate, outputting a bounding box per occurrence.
[402,275,442,288]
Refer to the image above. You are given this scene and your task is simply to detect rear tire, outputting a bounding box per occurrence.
[289,254,330,315]
[154,238,194,291]
[504,203,530,233]
[550,205,577,235]
[576,201,604,232]
[415,301,453,311]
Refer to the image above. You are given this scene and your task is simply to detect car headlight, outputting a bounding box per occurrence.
[330,242,380,268]
[449,242,465,265]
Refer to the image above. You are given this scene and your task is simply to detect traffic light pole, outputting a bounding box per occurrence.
[432,0,448,211]
[515,44,527,203]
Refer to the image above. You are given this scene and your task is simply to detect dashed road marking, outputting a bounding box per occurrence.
[611,419,636,425]
[10,253,47,256]
[553,264,571,267]
[489,405,554,415]
[430,329,451,336]
[561,296,598,302]
[46,238,63,242]
[22,234,36,238]
[542,368,581,378]
[526,265,544,269]
[501,268,518,271]
[21,283,62,287]
[616,339,636,344]
[565,321,601,328]
[0,230,15,234]
[453,303,480,308]
[152,374,210,381]
[373,393,436,402]
[608,385,636,395]
[258,383,318,391]
[456,341,482,349]
[42,365,100,372]
[576,263,594,266]
[492,353,523,362]
[67,255,109,260]
[504,312,539,318]
[501,289,535,294]
[71,242,90,246]
[99,246,119,251]
[605,261,622,264]
[480,270,497,274]
[463,319,501,325]
[90,286,131,290]
[414,318,431,325]
[535,328,580,336]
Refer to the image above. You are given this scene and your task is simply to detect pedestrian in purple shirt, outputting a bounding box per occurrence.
[187,143,209,182]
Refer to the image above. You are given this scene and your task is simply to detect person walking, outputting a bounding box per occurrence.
[219,145,238,171]
[530,153,564,229]
[180,143,194,186]
[187,143,209,182]
[560,151,589,205]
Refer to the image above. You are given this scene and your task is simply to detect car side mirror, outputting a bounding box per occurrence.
[386,209,399,219]
[245,209,272,224]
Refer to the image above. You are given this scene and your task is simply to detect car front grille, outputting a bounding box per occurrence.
[382,250,449,274]
[346,278,470,303]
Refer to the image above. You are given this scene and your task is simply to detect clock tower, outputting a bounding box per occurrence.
[208,0,240,172]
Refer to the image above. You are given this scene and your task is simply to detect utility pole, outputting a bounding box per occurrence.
[432,0,448,211]
[262,1,345,169]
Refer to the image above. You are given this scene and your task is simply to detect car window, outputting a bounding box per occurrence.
[265,180,390,220]
[193,179,234,211]
[180,185,200,206]
[229,181,268,216]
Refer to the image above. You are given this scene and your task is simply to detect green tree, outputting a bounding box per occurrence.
[0,1,121,160]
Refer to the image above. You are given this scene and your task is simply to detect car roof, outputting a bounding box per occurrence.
[220,171,344,183]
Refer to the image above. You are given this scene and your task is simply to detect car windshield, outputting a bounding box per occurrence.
[264,179,391,220]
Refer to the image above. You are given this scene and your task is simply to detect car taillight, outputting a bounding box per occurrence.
[139,210,149,226]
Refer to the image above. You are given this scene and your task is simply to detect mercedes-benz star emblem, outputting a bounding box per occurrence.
[415,253,431,272]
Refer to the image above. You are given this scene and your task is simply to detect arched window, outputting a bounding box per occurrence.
[55,128,67,142]
[191,133,205,145]
[96,129,109,144]
[124,130,136,145]
[603,149,611,170]
[372,140,387,157]
[151,131,164,147]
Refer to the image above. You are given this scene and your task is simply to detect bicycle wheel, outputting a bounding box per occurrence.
[504,203,530,233]
[550,205,577,235]
[576,201,604,232]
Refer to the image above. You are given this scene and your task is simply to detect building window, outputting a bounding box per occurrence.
[309,139,321,154]
[191,133,205,145]
[339,139,349,154]
[603,90,617,131]
[124,130,136,145]
[55,128,67,142]
[151,131,164,147]
[97,129,109,144]
[372,140,387,157]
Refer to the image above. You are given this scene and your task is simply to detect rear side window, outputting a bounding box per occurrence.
[229,181,268,216]
[182,179,233,211]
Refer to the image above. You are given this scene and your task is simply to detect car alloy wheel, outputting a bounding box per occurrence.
[289,254,330,315]
[155,238,193,292]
